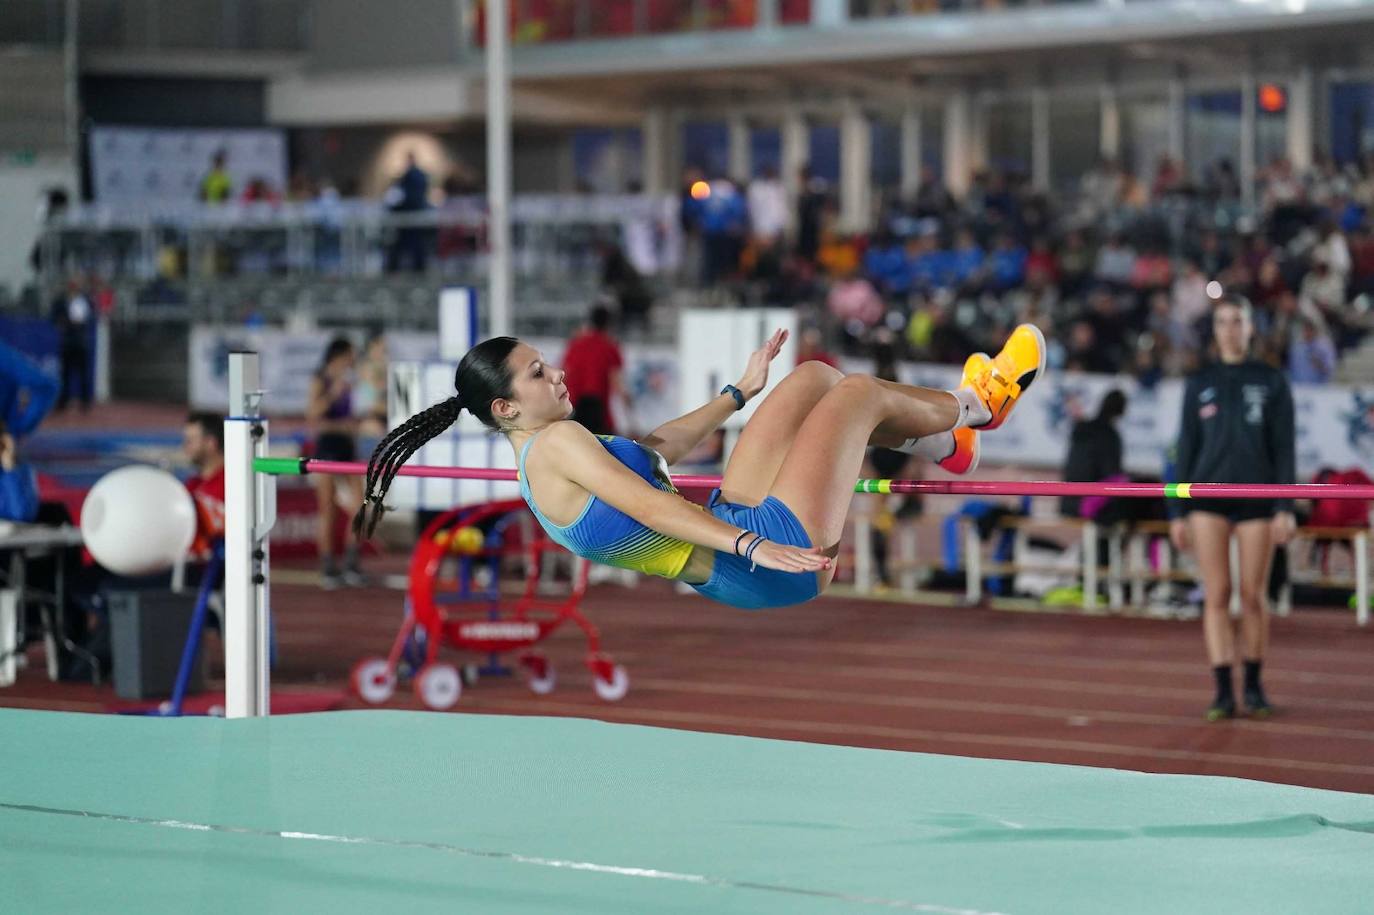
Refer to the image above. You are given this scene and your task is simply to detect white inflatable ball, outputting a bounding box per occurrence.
[81,465,198,576]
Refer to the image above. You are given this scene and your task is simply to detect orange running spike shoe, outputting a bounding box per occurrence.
[966,324,1046,431]
[935,353,989,475]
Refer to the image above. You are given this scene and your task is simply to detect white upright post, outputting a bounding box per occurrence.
[486,0,513,337]
[1356,531,1369,626]
[225,353,271,718]
[1082,522,1098,611]
[853,515,873,594]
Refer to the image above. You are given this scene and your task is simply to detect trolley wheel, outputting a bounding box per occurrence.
[351,657,396,705]
[519,653,557,695]
[415,662,463,710]
[592,665,629,702]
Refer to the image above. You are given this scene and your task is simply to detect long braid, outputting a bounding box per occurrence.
[353,396,463,538]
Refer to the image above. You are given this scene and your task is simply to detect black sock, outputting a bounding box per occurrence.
[1243,659,1263,693]
[1212,665,1234,704]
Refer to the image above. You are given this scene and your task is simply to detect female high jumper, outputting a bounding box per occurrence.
[356,324,1045,610]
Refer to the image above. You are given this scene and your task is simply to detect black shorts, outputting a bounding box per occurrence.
[1185,498,1276,524]
[313,433,356,462]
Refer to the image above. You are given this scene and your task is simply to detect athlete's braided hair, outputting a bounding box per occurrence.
[352,336,521,538]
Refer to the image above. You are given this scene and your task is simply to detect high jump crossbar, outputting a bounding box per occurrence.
[255,458,1374,502]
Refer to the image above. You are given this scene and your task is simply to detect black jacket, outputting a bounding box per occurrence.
[1170,360,1295,518]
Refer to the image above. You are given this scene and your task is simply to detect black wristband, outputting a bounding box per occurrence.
[733,530,752,556]
[720,384,746,411]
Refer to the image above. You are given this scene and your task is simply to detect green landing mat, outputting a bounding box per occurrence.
[2,709,1372,914]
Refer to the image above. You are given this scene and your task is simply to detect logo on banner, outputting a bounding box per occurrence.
[1046,382,1089,431]
[1341,392,1374,457]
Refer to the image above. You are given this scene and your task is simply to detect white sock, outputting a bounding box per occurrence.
[948,387,991,429]
[894,432,956,462]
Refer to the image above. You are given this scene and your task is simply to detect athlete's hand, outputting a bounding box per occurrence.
[1271,511,1297,546]
[735,328,789,401]
[1169,518,1190,553]
[748,539,831,574]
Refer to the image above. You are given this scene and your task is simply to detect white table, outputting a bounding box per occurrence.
[0,523,93,684]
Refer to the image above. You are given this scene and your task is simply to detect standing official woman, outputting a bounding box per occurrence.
[1170,297,1295,720]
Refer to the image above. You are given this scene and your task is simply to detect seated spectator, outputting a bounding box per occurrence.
[1130,246,1173,294]
[0,419,39,523]
[1024,235,1059,289]
[1171,260,1212,331]
[827,270,884,331]
[1093,233,1136,289]
[946,228,985,291]
[862,232,908,297]
[1057,229,1093,298]
[1288,317,1338,384]
[1064,320,1113,374]
[985,233,1028,292]
[1250,256,1289,310]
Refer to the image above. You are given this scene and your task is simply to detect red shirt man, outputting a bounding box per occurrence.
[562,306,627,435]
[183,412,226,558]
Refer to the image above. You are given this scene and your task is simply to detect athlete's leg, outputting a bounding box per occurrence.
[768,326,1044,591]
[1234,516,1276,714]
[717,360,843,506]
[719,360,971,507]
[1190,511,1236,667]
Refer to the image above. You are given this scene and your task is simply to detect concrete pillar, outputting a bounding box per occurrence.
[728,112,751,181]
[1287,66,1314,172]
[839,98,872,232]
[1240,72,1257,209]
[1167,75,1186,167]
[642,106,671,195]
[781,106,809,231]
[943,90,974,198]
[1031,87,1051,191]
[1100,85,1121,160]
[900,98,922,198]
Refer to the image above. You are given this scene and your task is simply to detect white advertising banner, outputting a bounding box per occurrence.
[89,126,287,206]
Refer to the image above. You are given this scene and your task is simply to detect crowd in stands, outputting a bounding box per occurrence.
[682,153,1374,382]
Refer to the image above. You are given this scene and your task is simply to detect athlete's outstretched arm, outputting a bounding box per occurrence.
[638,328,788,464]
[541,420,826,574]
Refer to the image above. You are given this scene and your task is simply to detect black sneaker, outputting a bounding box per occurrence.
[1243,687,1274,719]
[1205,696,1236,722]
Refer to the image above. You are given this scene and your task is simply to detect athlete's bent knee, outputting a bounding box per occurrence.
[792,359,844,388]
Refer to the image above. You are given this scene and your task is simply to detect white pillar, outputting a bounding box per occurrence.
[485,0,513,336]
[1167,76,1186,167]
[1240,72,1257,209]
[1287,66,1314,172]
[1100,85,1121,160]
[943,90,973,198]
[642,106,671,194]
[781,106,809,232]
[839,99,872,232]
[900,99,922,198]
[1031,87,1051,191]
[813,0,846,27]
[728,112,751,181]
